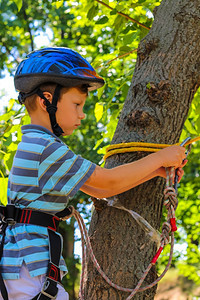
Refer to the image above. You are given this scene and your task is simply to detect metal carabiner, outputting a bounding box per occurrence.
[174,137,191,193]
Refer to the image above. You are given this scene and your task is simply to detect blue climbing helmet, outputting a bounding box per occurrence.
[14,47,105,136]
[14,47,105,94]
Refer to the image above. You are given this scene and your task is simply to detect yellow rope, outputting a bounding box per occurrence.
[104,136,200,160]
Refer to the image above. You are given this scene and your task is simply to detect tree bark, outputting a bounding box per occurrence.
[59,221,77,299]
[84,0,200,299]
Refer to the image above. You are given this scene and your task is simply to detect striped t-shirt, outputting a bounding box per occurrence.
[0,124,96,279]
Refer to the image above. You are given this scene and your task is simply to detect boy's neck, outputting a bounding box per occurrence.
[30,117,53,134]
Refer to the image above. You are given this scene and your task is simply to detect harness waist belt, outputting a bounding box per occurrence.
[0,205,72,231]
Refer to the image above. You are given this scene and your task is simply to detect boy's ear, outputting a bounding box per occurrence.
[38,92,53,111]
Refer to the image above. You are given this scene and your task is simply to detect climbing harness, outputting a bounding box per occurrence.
[0,205,74,300]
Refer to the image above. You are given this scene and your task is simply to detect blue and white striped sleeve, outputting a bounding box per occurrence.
[38,141,96,198]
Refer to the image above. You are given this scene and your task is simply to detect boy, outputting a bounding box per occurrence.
[0,47,186,300]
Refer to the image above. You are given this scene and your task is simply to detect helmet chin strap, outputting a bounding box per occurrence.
[36,84,64,137]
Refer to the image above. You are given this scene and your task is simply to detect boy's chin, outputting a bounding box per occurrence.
[62,130,74,136]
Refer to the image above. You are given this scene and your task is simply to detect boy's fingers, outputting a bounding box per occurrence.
[175,159,188,169]
[176,168,184,183]
[181,159,188,167]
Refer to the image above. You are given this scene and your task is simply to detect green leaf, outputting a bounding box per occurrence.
[122,25,133,34]
[115,4,125,12]
[0,178,8,206]
[3,135,12,147]
[184,119,197,135]
[123,32,137,45]
[8,142,18,152]
[94,103,104,122]
[140,27,149,40]
[97,85,106,100]
[13,0,23,11]
[113,15,124,28]
[7,98,15,112]
[93,137,104,150]
[110,8,117,15]
[3,151,15,171]
[87,5,98,21]
[195,115,200,132]
[97,145,107,156]
[22,114,31,125]
[95,16,109,25]
[146,82,151,89]
[0,111,15,122]
[119,46,132,55]
[52,0,64,9]
[195,103,200,115]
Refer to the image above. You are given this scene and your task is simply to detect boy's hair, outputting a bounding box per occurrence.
[24,83,89,114]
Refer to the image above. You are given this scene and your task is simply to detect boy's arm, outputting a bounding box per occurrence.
[80,145,186,198]
[80,169,159,198]
[81,167,185,198]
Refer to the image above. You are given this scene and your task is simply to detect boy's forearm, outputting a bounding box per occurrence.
[130,169,160,188]
[107,153,162,192]
[82,152,163,197]
[81,169,159,198]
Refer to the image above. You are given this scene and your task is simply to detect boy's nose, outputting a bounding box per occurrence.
[79,112,86,120]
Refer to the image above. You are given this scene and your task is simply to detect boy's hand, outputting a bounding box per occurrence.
[156,145,186,169]
[158,159,188,183]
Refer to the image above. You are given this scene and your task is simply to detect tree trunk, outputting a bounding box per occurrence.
[84,0,200,299]
[59,221,77,299]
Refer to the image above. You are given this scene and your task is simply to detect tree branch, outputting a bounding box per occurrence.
[0,38,20,65]
[5,46,21,65]
[22,4,34,51]
[95,0,150,30]
[97,48,137,68]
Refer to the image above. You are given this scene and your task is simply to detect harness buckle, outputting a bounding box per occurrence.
[5,218,16,226]
[40,278,58,300]
[0,216,16,228]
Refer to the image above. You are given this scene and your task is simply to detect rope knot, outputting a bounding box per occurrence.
[161,222,171,246]
[163,187,178,210]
